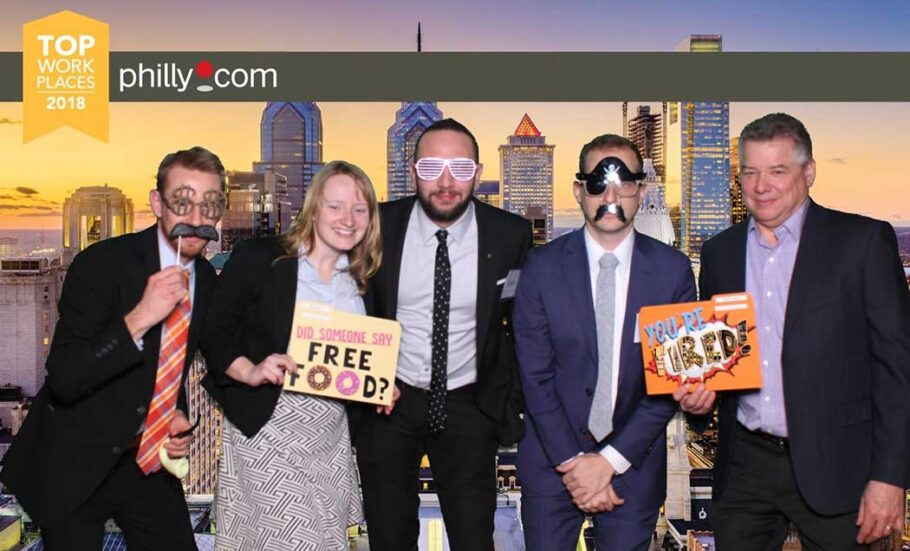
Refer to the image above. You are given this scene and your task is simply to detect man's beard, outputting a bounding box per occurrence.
[417,190,473,224]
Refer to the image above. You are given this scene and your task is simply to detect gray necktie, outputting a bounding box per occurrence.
[589,252,619,441]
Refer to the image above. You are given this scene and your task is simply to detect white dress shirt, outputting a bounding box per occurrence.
[583,227,634,474]
[396,201,479,390]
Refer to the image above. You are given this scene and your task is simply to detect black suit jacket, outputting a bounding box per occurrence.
[199,237,300,437]
[366,197,533,445]
[0,225,215,527]
[699,200,910,515]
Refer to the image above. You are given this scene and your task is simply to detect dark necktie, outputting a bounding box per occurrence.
[427,229,451,434]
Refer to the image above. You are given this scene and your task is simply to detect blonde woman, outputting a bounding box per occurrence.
[201,161,382,550]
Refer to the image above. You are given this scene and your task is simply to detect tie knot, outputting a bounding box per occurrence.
[599,252,619,270]
[435,229,448,244]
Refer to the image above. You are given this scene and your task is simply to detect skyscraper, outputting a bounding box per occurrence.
[184,351,223,495]
[624,105,665,179]
[499,114,555,242]
[902,490,909,543]
[524,205,549,247]
[386,25,443,202]
[62,185,134,265]
[0,257,62,397]
[221,170,291,253]
[665,35,731,262]
[633,159,676,246]
[386,102,444,201]
[254,102,324,214]
[622,102,630,136]
[0,238,17,257]
[473,180,501,209]
[664,412,692,521]
[730,137,747,225]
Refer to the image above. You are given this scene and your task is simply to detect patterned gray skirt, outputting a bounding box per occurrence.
[215,391,363,550]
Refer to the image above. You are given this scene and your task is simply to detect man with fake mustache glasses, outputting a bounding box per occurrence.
[1,147,225,550]
[514,134,696,550]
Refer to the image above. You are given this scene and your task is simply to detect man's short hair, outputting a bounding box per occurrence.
[739,113,813,165]
[155,146,226,193]
[413,118,480,162]
[578,134,643,173]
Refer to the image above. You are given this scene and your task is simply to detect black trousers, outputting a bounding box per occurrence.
[354,381,499,551]
[712,422,865,551]
[40,449,197,551]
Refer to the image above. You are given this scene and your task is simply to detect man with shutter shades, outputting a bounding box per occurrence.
[1,147,225,550]
[513,134,696,550]
[354,118,532,550]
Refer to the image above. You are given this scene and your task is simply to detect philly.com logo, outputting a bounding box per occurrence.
[118,59,278,93]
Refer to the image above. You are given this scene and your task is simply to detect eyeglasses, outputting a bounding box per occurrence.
[159,188,227,220]
[414,157,478,182]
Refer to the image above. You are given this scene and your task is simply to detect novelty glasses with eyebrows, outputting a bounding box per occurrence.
[414,157,478,182]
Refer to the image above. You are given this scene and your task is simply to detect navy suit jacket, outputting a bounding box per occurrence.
[514,228,695,508]
[700,200,910,515]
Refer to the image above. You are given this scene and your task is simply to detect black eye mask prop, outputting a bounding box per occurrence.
[576,156,644,223]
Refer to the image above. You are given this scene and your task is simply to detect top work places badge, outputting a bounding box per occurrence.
[22,10,109,143]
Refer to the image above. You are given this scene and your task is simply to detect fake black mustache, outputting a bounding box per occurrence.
[169,223,219,242]
[594,203,626,223]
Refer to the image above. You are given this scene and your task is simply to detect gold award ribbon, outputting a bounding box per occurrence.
[23,10,109,143]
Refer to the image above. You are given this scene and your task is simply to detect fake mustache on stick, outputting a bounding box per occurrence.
[168,223,219,242]
[595,203,626,223]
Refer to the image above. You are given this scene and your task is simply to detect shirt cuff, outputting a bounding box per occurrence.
[133,337,144,352]
[559,451,583,465]
[599,445,631,474]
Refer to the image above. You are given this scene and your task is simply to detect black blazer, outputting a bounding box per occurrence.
[200,236,302,437]
[366,197,533,445]
[0,225,215,527]
[699,200,910,515]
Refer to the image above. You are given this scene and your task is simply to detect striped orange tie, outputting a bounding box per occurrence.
[136,297,191,474]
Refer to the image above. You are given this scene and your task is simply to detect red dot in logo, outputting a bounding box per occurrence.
[195,60,214,79]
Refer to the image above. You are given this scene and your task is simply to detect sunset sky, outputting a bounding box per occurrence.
[2,0,910,230]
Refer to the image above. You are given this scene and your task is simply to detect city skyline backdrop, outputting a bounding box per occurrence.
[2,1,910,230]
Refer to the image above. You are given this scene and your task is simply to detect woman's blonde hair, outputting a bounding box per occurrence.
[281,160,382,293]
